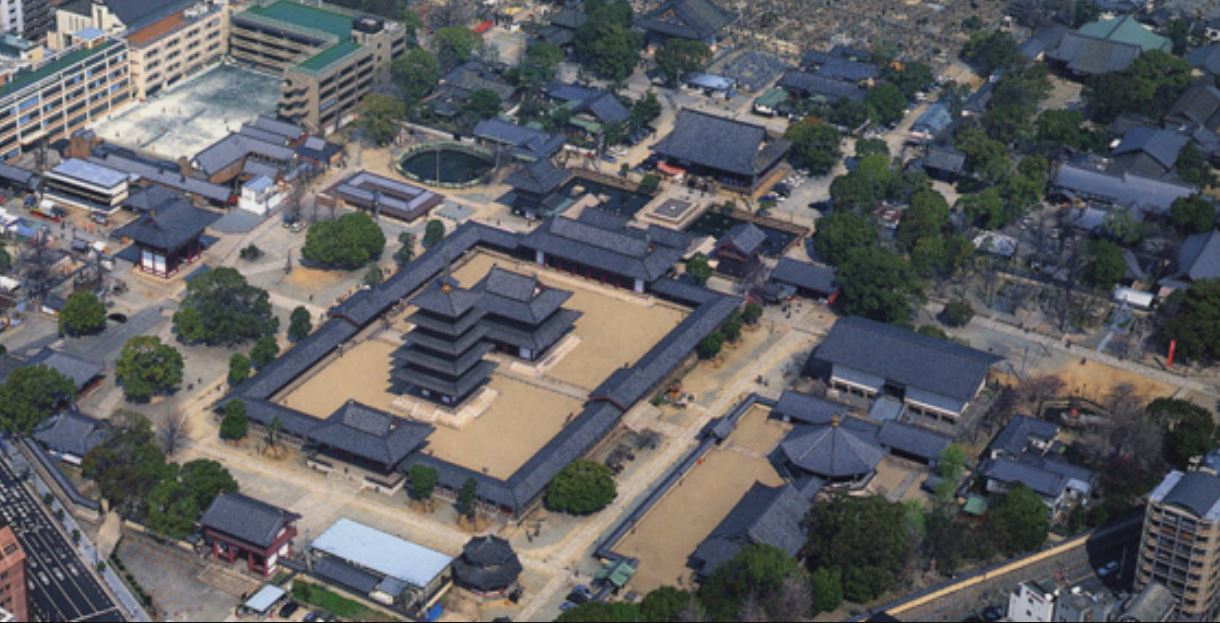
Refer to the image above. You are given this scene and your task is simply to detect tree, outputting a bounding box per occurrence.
[829,153,894,211]
[456,477,478,521]
[408,464,438,501]
[629,90,662,131]
[638,172,662,194]
[742,302,763,325]
[957,186,1006,229]
[364,264,384,287]
[864,82,907,126]
[556,603,643,622]
[784,119,842,176]
[392,48,440,104]
[989,484,1049,554]
[804,495,912,602]
[1159,279,1220,363]
[219,400,248,441]
[423,219,446,248]
[813,211,875,266]
[881,61,934,100]
[829,97,870,129]
[395,231,416,265]
[1087,239,1125,290]
[640,587,692,622]
[1170,195,1216,234]
[1176,142,1214,187]
[358,93,406,146]
[0,365,75,434]
[517,41,564,90]
[685,252,712,285]
[810,567,843,614]
[655,38,710,86]
[463,88,501,121]
[82,412,170,518]
[59,291,106,336]
[301,212,386,269]
[433,26,481,69]
[157,410,189,456]
[245,336,277,371]
[573,0,640,83]
[0,242,9,274]
[228,353,251,387]
[855,138,889,158]
[834,246,923,323]
[174,267,277,346]
[696,331,725,360]
[956,126,1010,183]
[1149,398,1219,468]
[115,336,183,402]
[146,459,237,539]
[940,299,975,327]
[721,311,744,343]
[545,459,616,515]
[1085,51,1192,123]
[1035,109,1093,151]
[698,543,808,621]
[896,189,949,252]
[288,306,312,342]
[961,29,1021,75]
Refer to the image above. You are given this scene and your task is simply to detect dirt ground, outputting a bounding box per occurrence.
[450,253,688,389]
[613,406,789,593]
[422,375,585,478]
[284,265,351,293]
[280,339,398,417]
[1046,359,1178,404]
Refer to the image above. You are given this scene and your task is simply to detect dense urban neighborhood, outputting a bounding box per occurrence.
[2,0,1220,622]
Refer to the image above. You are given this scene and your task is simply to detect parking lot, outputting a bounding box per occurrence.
[0,457,123,622]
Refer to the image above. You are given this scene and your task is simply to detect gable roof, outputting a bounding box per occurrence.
[472,118,565,161]
[311,518,454,590]
[717,222,766,256]
[114,197,220,250]
[781,419,885,479]
[441,61,516,101]
[192,133,295,176]
[991,415,1060,457]
[32,410,110,459]
[773,390,851,425]
[1051,162,1194,215]
[308,401,432,468]
[545,83,630,126]
[6,348,105,391]
[1175,229,1220,282]
[804,54,879,83]
[778,70,866,102]
[1167,82,1220,132]
[200,492,299,549]
[923,146,967,174]
[983,456,1093,499]
[521,213,685,282]
[654,109,789,178]
[1112,126,1189,170]
[1049,32,1142,75]
[876,421,953,462]
[504,158,571,195]
[1077,14,1171,52]
[814,316,1001,402]
[1187,45,1220,75]
[769,258,836,295]
[690,482,810,576]
[1154,470,1220,519]
[636,0,736,41]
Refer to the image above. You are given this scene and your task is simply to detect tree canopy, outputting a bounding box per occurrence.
[1087,239,1126,290]
[834,246,923,323]
[146,459,238,539]
[804,495,912,602]
[59,291,107,336]
[1170,195,1217,234]
[433,26,481,69]
[864,82,907,127]
[573,0,641,83]
[1149,397,1219,468]
[288,306,312,342]
[1085,51,1192,123]
[358,93,406,146]
[655,38,710,86]
[219,400,248,441]
[685,252,712,285]
[250,335,279,369]
[785,119,842,176]
[813,212,875,266]
[392,47,440,104]
[988,483,1049,554]
[1159,279,1220,363]
[82,412,171,518]
[698,543,810,621]
[174,267,277,346]
[301,212,386,269]
[115,336,183,402]
[545,459,616,515]
[0,365,75,434]
[961,29,1022,75]
[423,219,446,248]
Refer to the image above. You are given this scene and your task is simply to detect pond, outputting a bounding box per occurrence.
[399,146,493,185]
[686,212,796,257]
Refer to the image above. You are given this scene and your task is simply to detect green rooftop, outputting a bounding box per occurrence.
[1077,14,1171,53]
[300,39,361,72]
[0,40,113,100]
[244,0,353,39]
[754,87,789,109]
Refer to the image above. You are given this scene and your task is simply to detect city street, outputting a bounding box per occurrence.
[0,457,123,622]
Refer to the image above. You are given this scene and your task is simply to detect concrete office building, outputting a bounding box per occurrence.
[229,0,406,133]
[0,526,27,623]
[1137,469,1220,620]
[49,1,227,100]
[0,31,129,161]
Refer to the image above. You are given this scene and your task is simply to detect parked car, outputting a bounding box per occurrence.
[107,313,127,324]
[278,601,300,618]
[566,584,593,604]
[1097,561,1119,577]
[982,605,1004,621]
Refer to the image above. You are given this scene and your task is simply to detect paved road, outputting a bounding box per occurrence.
[0,457,124,622]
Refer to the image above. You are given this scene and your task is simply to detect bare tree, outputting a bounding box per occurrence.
[425,0,479,30]
[157,409,189,457]
[771,574,813,621]
[736,593,769,623]
[1018,374,1065,416]
[676,598,709,623]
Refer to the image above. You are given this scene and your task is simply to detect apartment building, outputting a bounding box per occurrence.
[0,31,130,160]
[50,0,227,100]
[229,0,406,134]
[0,526,27,623]
[1137,469,1220,620]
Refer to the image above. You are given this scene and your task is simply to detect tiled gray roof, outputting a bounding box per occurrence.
[313,557,380,594]
[1167,81,1220,132]
[1175,229,1220,281]
[654,109,788,178]
[991,415,1060,457]
[809,56,879,83]
[550,7,587,30]
[15,348,104,391]
[781,420,885,479]
[114,199,220,250]
[877,421,953,462]
[1112,127,1189,169]
[246,115,305,141]
[200,492,299,549]
[982,456,1090,499]
[773,390,850,425]
[476,267,576,325]
[1049,32,1141,75]
[472,118,565,160]
[89,152,232,203]
[1051,162,1194,215]
[813,316,1001,402]
[778,71,866,102]
[32,410,110,459]
[504,159,571,195]
[1187,45,1220,75]
[521,214,684,283]
[309,401,432,468]
[453,535,522,592]
[923,147,966,174]
[769,258,836,295]
[636,0,736,41]
[690,482,810,576]
[193,133,295,176]
[718,222,766,256]
[0,161,39,190]
[411,276,483,318]
[441,61,517,101]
